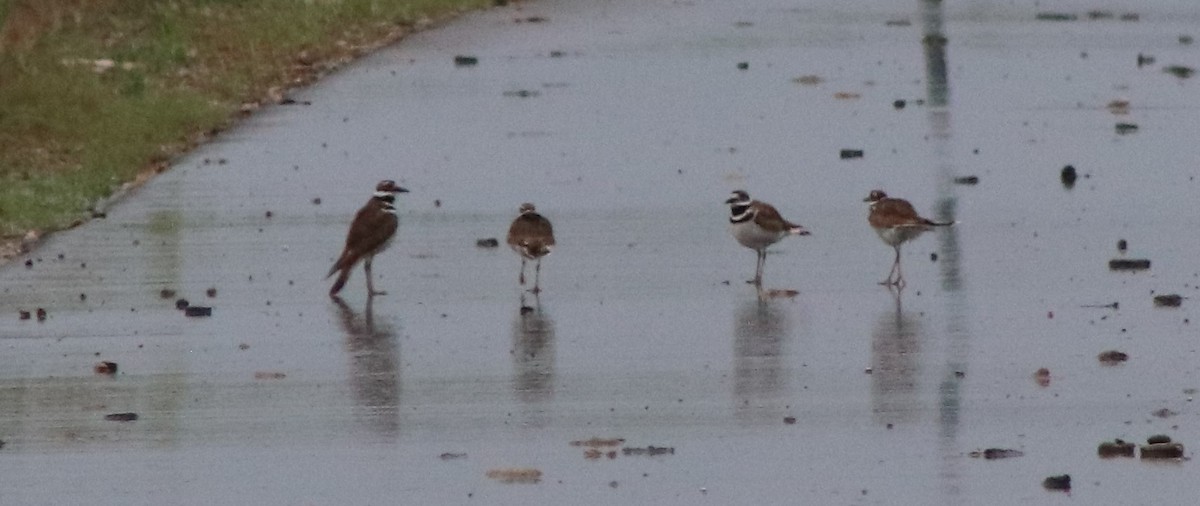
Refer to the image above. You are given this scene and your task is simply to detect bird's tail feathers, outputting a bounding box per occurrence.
[329,267,351,296]
[326,250,356,279]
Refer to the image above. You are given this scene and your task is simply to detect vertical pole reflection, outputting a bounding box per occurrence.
[920,0,971,503]
[921,0,950,109]
[145,208,186,445]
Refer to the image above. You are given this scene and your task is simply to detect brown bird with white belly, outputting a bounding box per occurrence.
[327,180,408,297]
[507,203,556,294]
[864,189,953,288]
[725,190,810,287]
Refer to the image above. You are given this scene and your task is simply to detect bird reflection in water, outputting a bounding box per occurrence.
[870,289,923,427]
[733,299,790,423]
[512,293,556,408]
[332,296,401,439]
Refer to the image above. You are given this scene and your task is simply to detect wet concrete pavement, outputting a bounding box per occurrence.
[3,0,1200,504]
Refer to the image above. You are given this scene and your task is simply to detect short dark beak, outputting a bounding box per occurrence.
[862,196,872,202]
[724,197,737,204]
[394,187,410,193]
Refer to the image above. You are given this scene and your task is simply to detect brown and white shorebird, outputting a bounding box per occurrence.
[327,180,409,297]
[725,190,810,287]
[507,203,556,294]
[864,189,953,288]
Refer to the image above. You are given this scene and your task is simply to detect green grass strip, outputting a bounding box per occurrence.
[0,0,489,237]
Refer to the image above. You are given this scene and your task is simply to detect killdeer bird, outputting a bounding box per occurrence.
[507,203,555,294]
[864,189,953,288]
[725,190,810,287]
[327,180,409,297]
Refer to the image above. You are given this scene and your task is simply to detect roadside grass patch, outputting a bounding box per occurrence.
[0,0,487,238]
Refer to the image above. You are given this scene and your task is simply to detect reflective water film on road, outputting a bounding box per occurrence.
[3,0,1199,504]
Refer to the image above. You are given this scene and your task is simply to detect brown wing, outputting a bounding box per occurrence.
[347,203,399,253]
[329,202,398,275]
[507,213,555,257]
[751,201,802,233]
[869,198,929,228]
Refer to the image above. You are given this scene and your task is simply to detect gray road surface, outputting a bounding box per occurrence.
[3,0,1199,504]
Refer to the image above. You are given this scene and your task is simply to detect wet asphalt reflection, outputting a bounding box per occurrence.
[3,0,1200,504]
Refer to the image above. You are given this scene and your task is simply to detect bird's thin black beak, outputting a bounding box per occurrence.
[394,187,410,193]
[863,196,872,202]
[724,197,738,204]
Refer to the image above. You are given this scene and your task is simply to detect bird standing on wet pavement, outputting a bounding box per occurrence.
[507,203,555,294]
[864,189,953,288]
[327,180,409,297]
[725,190,810,287]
